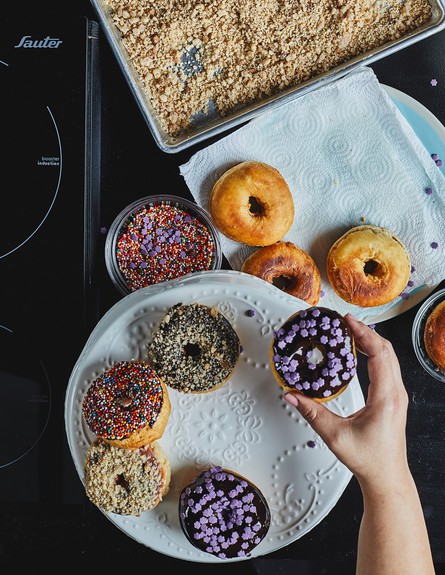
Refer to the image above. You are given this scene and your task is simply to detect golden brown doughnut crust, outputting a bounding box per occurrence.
[424,300,445,371]
[83,439,171,516]
[241,241,321,305]
[326,225,410,308]
[209,161,294,246]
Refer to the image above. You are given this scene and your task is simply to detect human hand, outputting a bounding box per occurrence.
[284,313,410,491]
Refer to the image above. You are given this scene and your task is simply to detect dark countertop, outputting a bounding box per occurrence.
[1,2,445,572]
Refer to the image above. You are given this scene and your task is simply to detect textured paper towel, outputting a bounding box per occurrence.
[179,66,445,322]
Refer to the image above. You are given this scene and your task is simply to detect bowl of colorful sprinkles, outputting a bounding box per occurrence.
[105,195,222,295]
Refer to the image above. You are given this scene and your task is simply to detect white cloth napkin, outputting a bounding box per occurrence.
[179,66,445,322]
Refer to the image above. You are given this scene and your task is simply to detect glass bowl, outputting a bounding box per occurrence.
[105,195,222,295]
[412,288,445,383]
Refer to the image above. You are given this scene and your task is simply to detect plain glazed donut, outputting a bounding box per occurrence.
[82,359,171,449]
[241,241,321,305]
[270,306,357,402]
[146,303,240,393]
[209,161,295,246]
[424,300,445,372]
[83,439,171,516]
[178,466,271,559]
[326,225,411,308]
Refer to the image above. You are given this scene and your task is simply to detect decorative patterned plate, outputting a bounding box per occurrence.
[65,270,365,563]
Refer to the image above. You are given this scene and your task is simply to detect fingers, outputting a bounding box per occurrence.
[284,391,344,443]
[344,313,406,403]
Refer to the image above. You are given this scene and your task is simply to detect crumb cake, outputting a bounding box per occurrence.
[103,0,431,137]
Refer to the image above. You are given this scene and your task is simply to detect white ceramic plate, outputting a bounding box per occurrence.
[65,270,365,563]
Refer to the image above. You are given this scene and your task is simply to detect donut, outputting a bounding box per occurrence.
[83,438,171,516]
[326,225,411,308]
[209,161,294,246]
[82,359,171,449]
[241,241,321,305]
[178,466,271,559]
[146,303,240,393]
[424,299,445,372]
[270,306,357,402]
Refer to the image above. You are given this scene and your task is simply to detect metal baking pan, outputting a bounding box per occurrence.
[91,0,445,154]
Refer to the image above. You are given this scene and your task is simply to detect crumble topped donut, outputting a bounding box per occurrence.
[209,161,295,246]
[82,359,171,449]
[326,225,411,308]
[241,241,321,305]
[270,306,357,402]
[83,438,171,516]
[424,299,445,372]
[179,466,271,559]
[147,303,240,393]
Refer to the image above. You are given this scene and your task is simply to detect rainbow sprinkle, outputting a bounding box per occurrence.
[82,360,165,440]
[116,203,216,291]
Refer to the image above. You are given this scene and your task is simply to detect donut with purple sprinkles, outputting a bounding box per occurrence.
[270,306,357,402]
[179,467,270,559]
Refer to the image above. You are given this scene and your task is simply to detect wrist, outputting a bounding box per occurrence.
[357,463,416,503]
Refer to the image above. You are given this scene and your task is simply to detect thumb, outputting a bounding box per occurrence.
[284,391,344,441]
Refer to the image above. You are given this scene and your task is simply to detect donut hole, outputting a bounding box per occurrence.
[184,342,201,358]
[272,274,293,291]
[248,196,265,217]
[115,474,130,493]
[305,344,325,365]
[363,259,384,278]
[296,343,325,365]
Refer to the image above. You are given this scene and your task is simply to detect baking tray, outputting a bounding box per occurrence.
[91,0,445,154]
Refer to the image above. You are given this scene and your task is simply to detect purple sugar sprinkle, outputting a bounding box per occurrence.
[100,226,108,234]
[307,440,316,448]
[431,242,439,249]
[436,159,443,167]
[408,280,414,287]
[425,187,433,195]
[246,309,256,317]
[431,153,439,160]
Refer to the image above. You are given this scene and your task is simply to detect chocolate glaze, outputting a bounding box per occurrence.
[271,306,357,400]
[178,467,270,559]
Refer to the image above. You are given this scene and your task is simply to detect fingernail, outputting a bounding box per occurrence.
[284,393,299,407]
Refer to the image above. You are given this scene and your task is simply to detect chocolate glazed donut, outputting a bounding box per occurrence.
[270,306,357,402]
[179,466,271,559]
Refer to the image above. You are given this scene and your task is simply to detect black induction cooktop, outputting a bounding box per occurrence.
[0,15,100,503]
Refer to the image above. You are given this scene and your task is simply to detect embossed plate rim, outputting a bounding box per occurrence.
[65,270,365,563]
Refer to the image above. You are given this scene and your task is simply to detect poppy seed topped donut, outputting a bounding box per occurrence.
[209,161,295,246]
[146,303,240,393]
